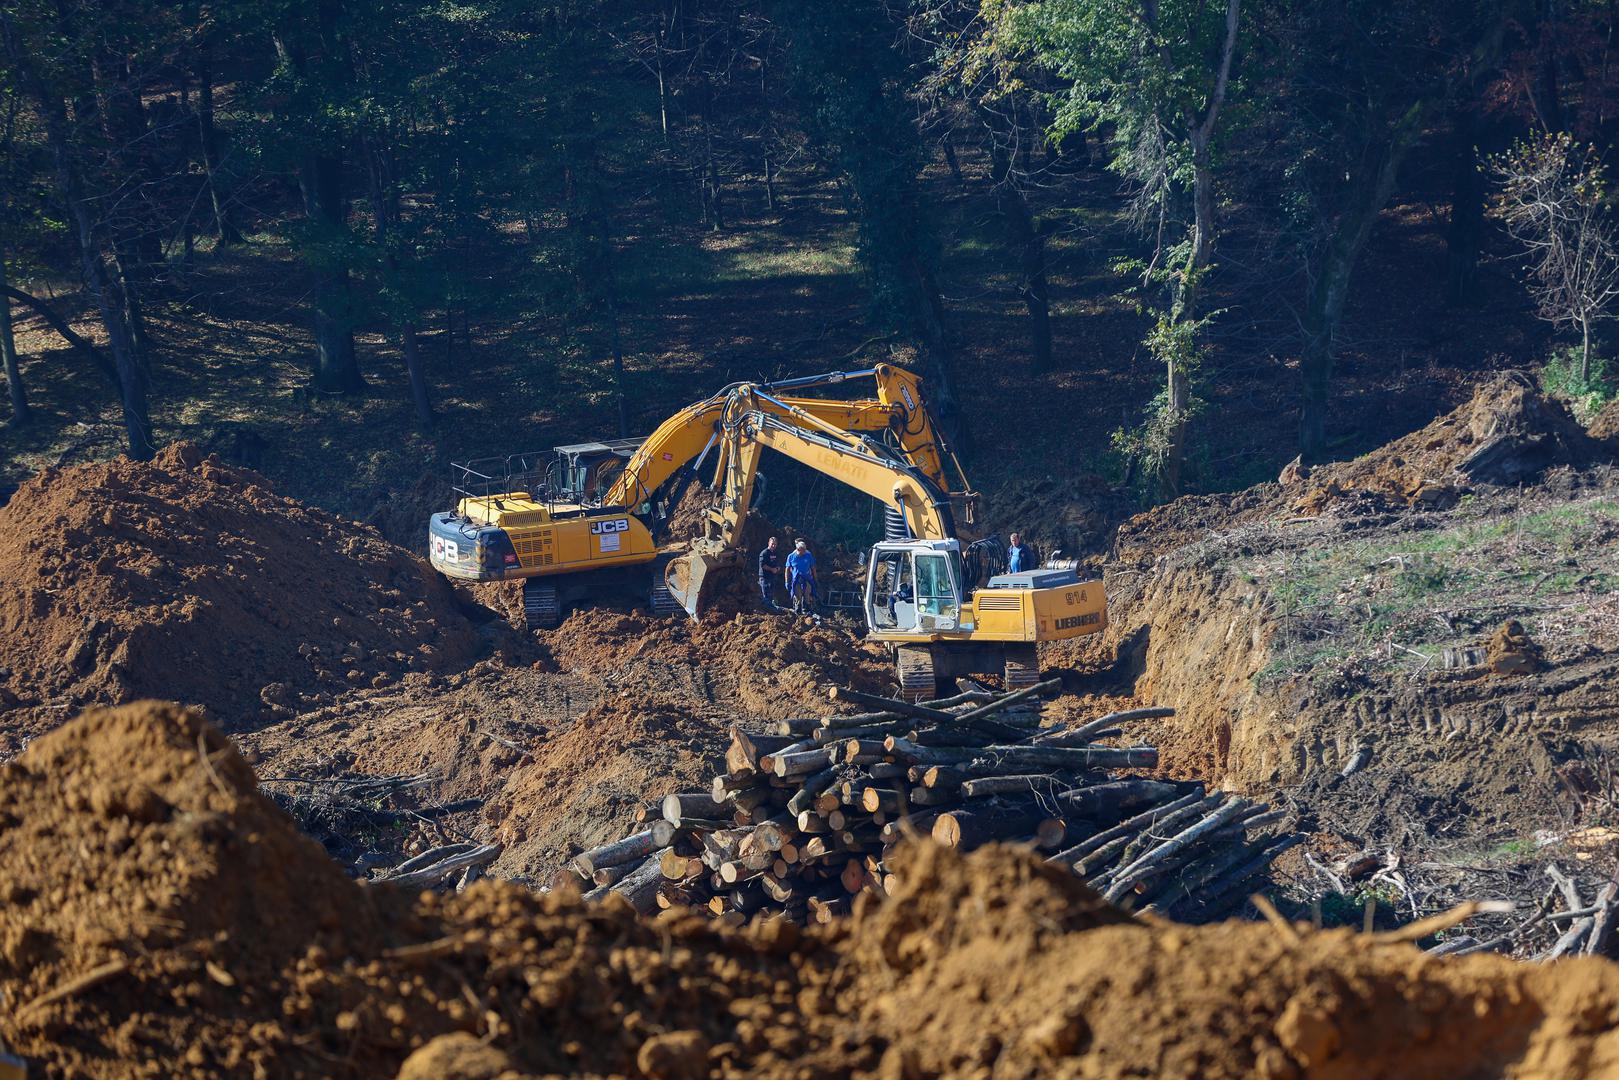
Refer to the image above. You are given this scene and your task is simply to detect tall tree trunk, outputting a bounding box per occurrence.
[297,151,363,394]
[1582,316,1592,383]
[1299,181,1396,464]
[0,254,27,426]
[2,15,153,457]
[1446,104,1485,306]
[1536,0,1565,131]
[989,135,1052,372]
[364,140,432,428]
[195,50,244,246]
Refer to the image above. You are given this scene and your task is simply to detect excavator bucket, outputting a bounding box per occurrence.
[663,548,735,619]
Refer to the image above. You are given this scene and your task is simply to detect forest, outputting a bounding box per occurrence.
[0,0,1614,516]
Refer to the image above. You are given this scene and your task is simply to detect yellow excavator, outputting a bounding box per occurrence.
[427,365,974,627]
[666,383,1107,697]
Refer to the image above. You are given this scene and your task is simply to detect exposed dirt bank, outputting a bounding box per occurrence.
[7,702,1619,1079]
[0,443,478,752]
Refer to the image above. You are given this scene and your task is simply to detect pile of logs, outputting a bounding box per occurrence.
[554,680,1300,925]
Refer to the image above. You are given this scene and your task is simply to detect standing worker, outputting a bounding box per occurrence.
[1006,532,1033,574]
[785,538,818,615]
[757,535,782,609]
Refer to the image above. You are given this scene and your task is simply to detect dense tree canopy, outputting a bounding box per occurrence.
[0,0,1615,489]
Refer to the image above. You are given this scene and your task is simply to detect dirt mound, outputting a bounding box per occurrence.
[11,703,1619,1078]
[0,443,478,745]
[1589,398,1619,451]
[1295,372,1599,515]
[546,607,891,715]
[486,695,731,878]
[476,610,891,874]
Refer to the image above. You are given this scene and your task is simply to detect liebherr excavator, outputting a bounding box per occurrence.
[427,365,974,627]
[665,383,1107,697]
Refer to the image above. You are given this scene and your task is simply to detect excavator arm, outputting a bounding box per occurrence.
[601,365,974,515]
[665,392,959,615]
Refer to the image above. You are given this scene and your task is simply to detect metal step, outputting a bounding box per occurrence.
[522,579,561,630]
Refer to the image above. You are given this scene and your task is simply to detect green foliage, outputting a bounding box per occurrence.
[1540,346,1617,421]
[1247,498,1619,687]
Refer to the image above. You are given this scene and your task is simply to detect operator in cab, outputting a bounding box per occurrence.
[757,535,781,609]
[1007,532,1033,574]
[785,538,818,615]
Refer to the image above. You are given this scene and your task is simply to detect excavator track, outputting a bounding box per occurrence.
[648,580,682,617]
[522,579,561,630]
[1003,643,1041,692]
[896,645,938,703]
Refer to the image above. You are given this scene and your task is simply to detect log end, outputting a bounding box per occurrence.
[932,813,963,848]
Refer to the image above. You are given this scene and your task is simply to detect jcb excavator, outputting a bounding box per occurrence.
[664,384,1107,697]
[427,365,974,628]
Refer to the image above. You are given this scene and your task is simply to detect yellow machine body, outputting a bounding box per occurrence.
[445,495,659,579]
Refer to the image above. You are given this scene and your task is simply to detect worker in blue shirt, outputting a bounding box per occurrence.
[785,538,818,614]
[1006,532,1032,574]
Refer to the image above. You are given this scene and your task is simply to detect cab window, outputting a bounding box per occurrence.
[915,553,959,625]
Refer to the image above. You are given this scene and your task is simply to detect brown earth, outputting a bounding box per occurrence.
[1035,377,1619,934]
[0,442,479,753]
[238,604,891,880]
[8,702,1619,1079]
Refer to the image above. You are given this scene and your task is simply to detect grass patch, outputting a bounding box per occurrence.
[1246,497,1619,687]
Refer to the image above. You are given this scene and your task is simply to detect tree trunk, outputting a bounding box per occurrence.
[1298,110,1423,464]
[2,17,154,458]
[1582,317,1592,383]
[297,151,363,394]
[195,50,244,246]
[1536,0,1565,132]
[941,130,964,183]
[1446,104,1485,306]
[1161,144,1218,495]
[364,140,433,428]
[0,254,26,425]
[990,137,1052,373]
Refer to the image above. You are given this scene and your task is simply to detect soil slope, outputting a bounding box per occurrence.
[6,702,1619,1079]
[0,443,478,751]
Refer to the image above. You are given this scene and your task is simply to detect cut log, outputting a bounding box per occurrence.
[727,729,796,777]
[968,745,1159,772]
[661,849,702,881]
[1057,788,1209,869]
[606,853,667,915]
[861,787,905,814]
[843,739,888,764]
[788,769,839,816]
[663,792,730,826]
[573,830,659,877]
[1058,780,1187,818]
[960,774,1066,799]
[384,844,500,889]
[772,747,838,778]
[829,684,958,724]
[932,798,1045,850]
[1103,798,1252,901]
[1037,706,1175,746]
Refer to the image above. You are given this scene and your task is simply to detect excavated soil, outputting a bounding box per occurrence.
[0,443,478,752]
[1035,377,1619,931]
[239,607,892,879]
[8,703,1619,1078]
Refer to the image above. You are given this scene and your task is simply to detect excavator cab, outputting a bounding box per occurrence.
[865,540,966,634]
[548,439,645,507]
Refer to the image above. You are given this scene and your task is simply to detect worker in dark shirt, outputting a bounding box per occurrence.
[757,535,781,608]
